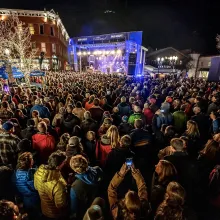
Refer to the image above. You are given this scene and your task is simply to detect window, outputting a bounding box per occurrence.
[50,26,54,36]
[40,24,44,35]
[41,42,46,52]
[31,42,36,49]
[52,43,56,53]
[29,24,35,35]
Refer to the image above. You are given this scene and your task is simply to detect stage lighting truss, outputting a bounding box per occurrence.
[77,49,123,56]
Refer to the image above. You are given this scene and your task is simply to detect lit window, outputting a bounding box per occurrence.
[52,43,56,53]
[40,24,44,35]
[50,26,54,36]
[29,24,35,35]
[41,42,46,52]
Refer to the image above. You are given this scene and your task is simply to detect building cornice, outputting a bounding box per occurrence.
[0,8,69,41]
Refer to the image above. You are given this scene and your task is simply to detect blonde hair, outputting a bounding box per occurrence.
[70,155,88,174]
[106,125,120,148]
[186,120,200,137]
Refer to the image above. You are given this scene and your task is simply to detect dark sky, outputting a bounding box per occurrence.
[1,0,220,54]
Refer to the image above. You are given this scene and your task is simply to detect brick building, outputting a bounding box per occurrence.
[0,8,69,70]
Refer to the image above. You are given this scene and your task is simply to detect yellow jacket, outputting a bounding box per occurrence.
[34,165,68,218]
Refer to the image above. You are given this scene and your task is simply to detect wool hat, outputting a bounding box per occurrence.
[122,115,128,122]
[2,121,14,131]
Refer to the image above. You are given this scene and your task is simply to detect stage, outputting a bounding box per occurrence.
[68,31,148,76]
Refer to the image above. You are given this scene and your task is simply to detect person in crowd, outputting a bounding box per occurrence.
[83,131,97,166]
[108,163,150,220]
[155,181,196,220]
[0,121,20,168]
[42,118,58,141]
[56,133,70,151]
[0,200,27,220]
[20,119,37,140]
[98,118,112,137]
[62,104,80,134]
[111,107,121,127]
[17,139,32,156]
[96,125,120,167]
[143,102,154,126]
[207,94,219,115]
[85,95,95,110]
[89,98,104,124]
[11,152,40,218]
[0,101,14,122]
[30,98,50,119]
[81,111,98,137]
[66,136,84,159]
[151,160,177,213]
[117,96,131,117]
[69,155,103,219]
[210,111,220,135]
[182,120,201,159]
[34,150,67,219]
[191,106,210,144]
[32,121,56,165]
[172,104,187,134]
[72,101,86,122]
[52,107,65,128]
[31,110,42,128]
[83,197,105,220]
[128,105,145,127]
[14,109,27,129]
[118,115,133,136]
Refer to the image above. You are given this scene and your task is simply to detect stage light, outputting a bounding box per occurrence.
[172,56,176,60]
[83,52,87,56]
[93,51,98,55]
[175,56,178,60]
[116,49,122,54]
[87,52,91,55]
[77,52,82,56]
[161,57,164,62]
[98,51,102,55]
[157,57,160,61]
[111,51,116,54]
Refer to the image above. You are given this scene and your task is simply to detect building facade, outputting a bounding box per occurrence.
[0,8,69,70]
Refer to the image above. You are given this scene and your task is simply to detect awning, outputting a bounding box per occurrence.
[30,70,45,77]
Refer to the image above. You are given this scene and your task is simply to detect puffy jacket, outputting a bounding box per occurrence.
[117,102,131,117]
[32,133,55,164]
[62,113,80,134]
[70,166,103,219]
[11,169,40,210]
[34,165,67,219]
[172,110,187,133]
[30,105,50,119]
[128,113,145,126]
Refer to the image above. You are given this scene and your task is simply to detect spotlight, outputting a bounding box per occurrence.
[83,52,87,56]
[157,57,160,61]
[116,49,122,54]
[111,51,115,54]
[93,51,97,55]
[98,51,102,55]
[87,52,91,55]
[77,52,82,56]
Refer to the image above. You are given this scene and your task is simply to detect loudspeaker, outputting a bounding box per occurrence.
[128,53,137,75]
[208,57,220,82]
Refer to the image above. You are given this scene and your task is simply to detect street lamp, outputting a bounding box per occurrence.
[157,57,164,74]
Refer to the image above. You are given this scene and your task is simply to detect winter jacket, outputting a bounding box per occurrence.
[81,118,98,136]
[70,166,103,219]
[0,108,14,123]
[118,122,133,136]
[34,165,68,219]
[108,169,149,220]
[11,169,40,210]
[0,132,20,168]
[143,108,154,125]
[30,105,50,119]
[207,102,219,115]
[32,133,55,164]
[20,127,37,141]
[89,106,104,124]
[172,110,187,133]
[128,113,145,126]
[62,113,80,134]
[117,102,131,117]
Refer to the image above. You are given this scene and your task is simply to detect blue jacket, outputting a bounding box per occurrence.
[117,102,131,117]
[11,169,40,209]
[30,105,50,119]
[70,166,103,216]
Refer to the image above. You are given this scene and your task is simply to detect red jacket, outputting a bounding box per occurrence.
[143,108,154,125]
[32,133,55,164]
[96,141,112,168]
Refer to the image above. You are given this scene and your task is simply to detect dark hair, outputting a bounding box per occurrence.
[18,139,32,153]
[120,135,131,148]
[134,119,143,129]
[2,101,9,109]
[72,125,81,137]
[47,150,66,170]
[16,152,33,170]
[93,98,100,106]
[76,101,82,108]
[0,200,17,220]
[165,126,175,138]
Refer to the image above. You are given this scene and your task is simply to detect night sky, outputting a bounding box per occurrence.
[1,0,220,54]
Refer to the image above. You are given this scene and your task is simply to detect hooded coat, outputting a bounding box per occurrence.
[70,166,103,219]
[34,165,68,219]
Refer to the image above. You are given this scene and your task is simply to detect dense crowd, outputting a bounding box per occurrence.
[0,71,220,220]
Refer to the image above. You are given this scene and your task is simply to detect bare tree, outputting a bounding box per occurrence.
[0,15,38,85]
[216,34,220,51]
